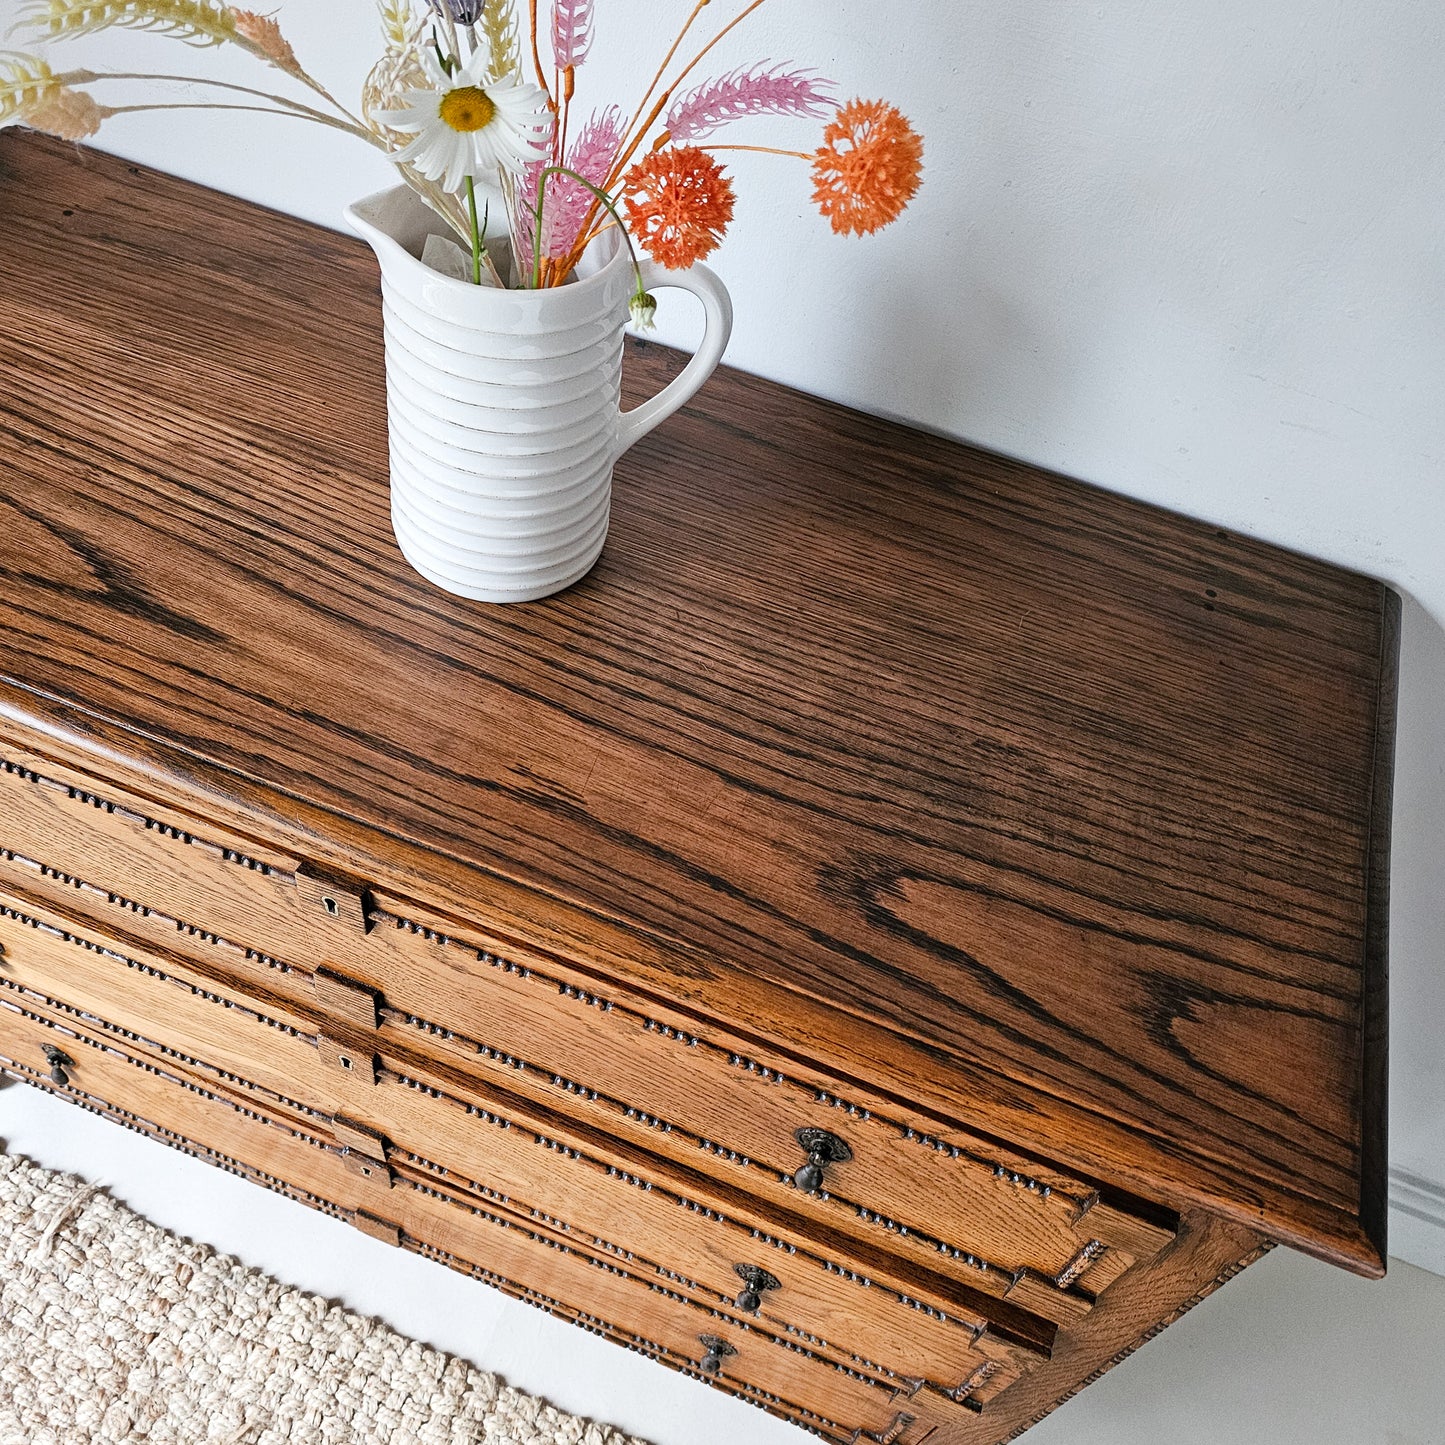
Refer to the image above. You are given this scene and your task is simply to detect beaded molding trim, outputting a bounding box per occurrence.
[0,1051,912,1444]
[0,757,1128,1298]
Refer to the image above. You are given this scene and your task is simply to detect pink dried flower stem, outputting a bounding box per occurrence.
[664,64,834,144]
[550,0,595,196]
[551,0,593,69]
[563,0,772,279]
[518,105,623,285]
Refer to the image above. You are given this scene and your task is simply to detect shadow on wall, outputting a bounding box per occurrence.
[1389,593,1445,1194]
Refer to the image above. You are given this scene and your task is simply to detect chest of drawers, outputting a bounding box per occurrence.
[0,134,1395,1444]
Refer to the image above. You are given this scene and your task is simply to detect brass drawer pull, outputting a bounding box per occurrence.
[41,1043,74,1087]
[698,1335,737,1377]
[733,1263,781,1314]
[793,1127,852,1193]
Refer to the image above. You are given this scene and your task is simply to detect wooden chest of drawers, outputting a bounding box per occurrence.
[0,135,1395,1444]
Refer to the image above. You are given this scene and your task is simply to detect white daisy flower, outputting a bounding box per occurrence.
[379,48,550,192]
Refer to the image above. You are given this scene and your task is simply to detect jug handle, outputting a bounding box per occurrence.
[614,260,733,462]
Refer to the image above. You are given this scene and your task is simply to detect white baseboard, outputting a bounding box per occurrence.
[1390,1167,1445,1277]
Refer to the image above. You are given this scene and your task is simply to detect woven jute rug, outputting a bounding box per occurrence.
[0,1150,652,1445]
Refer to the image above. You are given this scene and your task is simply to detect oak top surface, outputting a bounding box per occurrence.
[0,134,1393,1270]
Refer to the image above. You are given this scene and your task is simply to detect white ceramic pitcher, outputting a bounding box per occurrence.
[345,185,732,603]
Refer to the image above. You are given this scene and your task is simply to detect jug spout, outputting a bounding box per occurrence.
[344,185,439,269]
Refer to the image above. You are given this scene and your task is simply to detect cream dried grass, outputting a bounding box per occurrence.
[19,0,241,48]
[0,1149,653,1445]
[0,51,60,124]
[22,82,107,137]
[479,0,521,84]
[231,10,302,79]
[376,0,412,53]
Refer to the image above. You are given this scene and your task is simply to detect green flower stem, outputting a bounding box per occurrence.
[437,9,463,68]
[465,175,484,287]
[530,165,645,304]
[432,18,460,77]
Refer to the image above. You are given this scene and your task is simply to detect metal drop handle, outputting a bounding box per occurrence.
[792,1126,852,1193]
[698,1335,736,1378]
[41,1043,74,1088]
[733,1263,781,1315]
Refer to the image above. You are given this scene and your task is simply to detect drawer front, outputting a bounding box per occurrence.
[0,753,1172,1306]
[0,997,942,1445]
[0,886,1044,1403]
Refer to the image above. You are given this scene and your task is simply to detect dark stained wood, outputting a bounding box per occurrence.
[927,1217,1276,1444]
[0,127,1394,1293]
[1356,586,1398,1262]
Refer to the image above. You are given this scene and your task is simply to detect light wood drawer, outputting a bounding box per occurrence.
[0,885,1048,1403]
[0,996,947,1445]
[0,754,1174,1315]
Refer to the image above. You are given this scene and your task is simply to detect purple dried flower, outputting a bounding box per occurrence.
[551,0,594,69]
[666,63,836,143]
[429,0,486,25]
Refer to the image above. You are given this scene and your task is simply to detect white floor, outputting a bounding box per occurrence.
[2,1078,1441,1445]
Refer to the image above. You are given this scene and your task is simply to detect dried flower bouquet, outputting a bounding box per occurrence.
[2,0,923,313]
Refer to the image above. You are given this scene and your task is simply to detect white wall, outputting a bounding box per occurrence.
[11,0,1443,1268]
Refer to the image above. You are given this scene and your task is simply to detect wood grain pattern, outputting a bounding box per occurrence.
[0,755,1172,1307]
[978,1225,1275,1445]
[0,1032,1272,1445]
[0,127,1393,1294]
[0,1023,940,1445]
[0,880,1059,1382]
[0,970,1025,1416]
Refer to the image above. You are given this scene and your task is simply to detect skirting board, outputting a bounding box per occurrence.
[1390,1168,1445,1278]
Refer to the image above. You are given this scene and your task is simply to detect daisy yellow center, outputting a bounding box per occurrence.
[439,86,496,133]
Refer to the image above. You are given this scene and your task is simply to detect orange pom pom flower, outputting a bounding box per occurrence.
[622,145,737,270]
[811,99,924,237]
